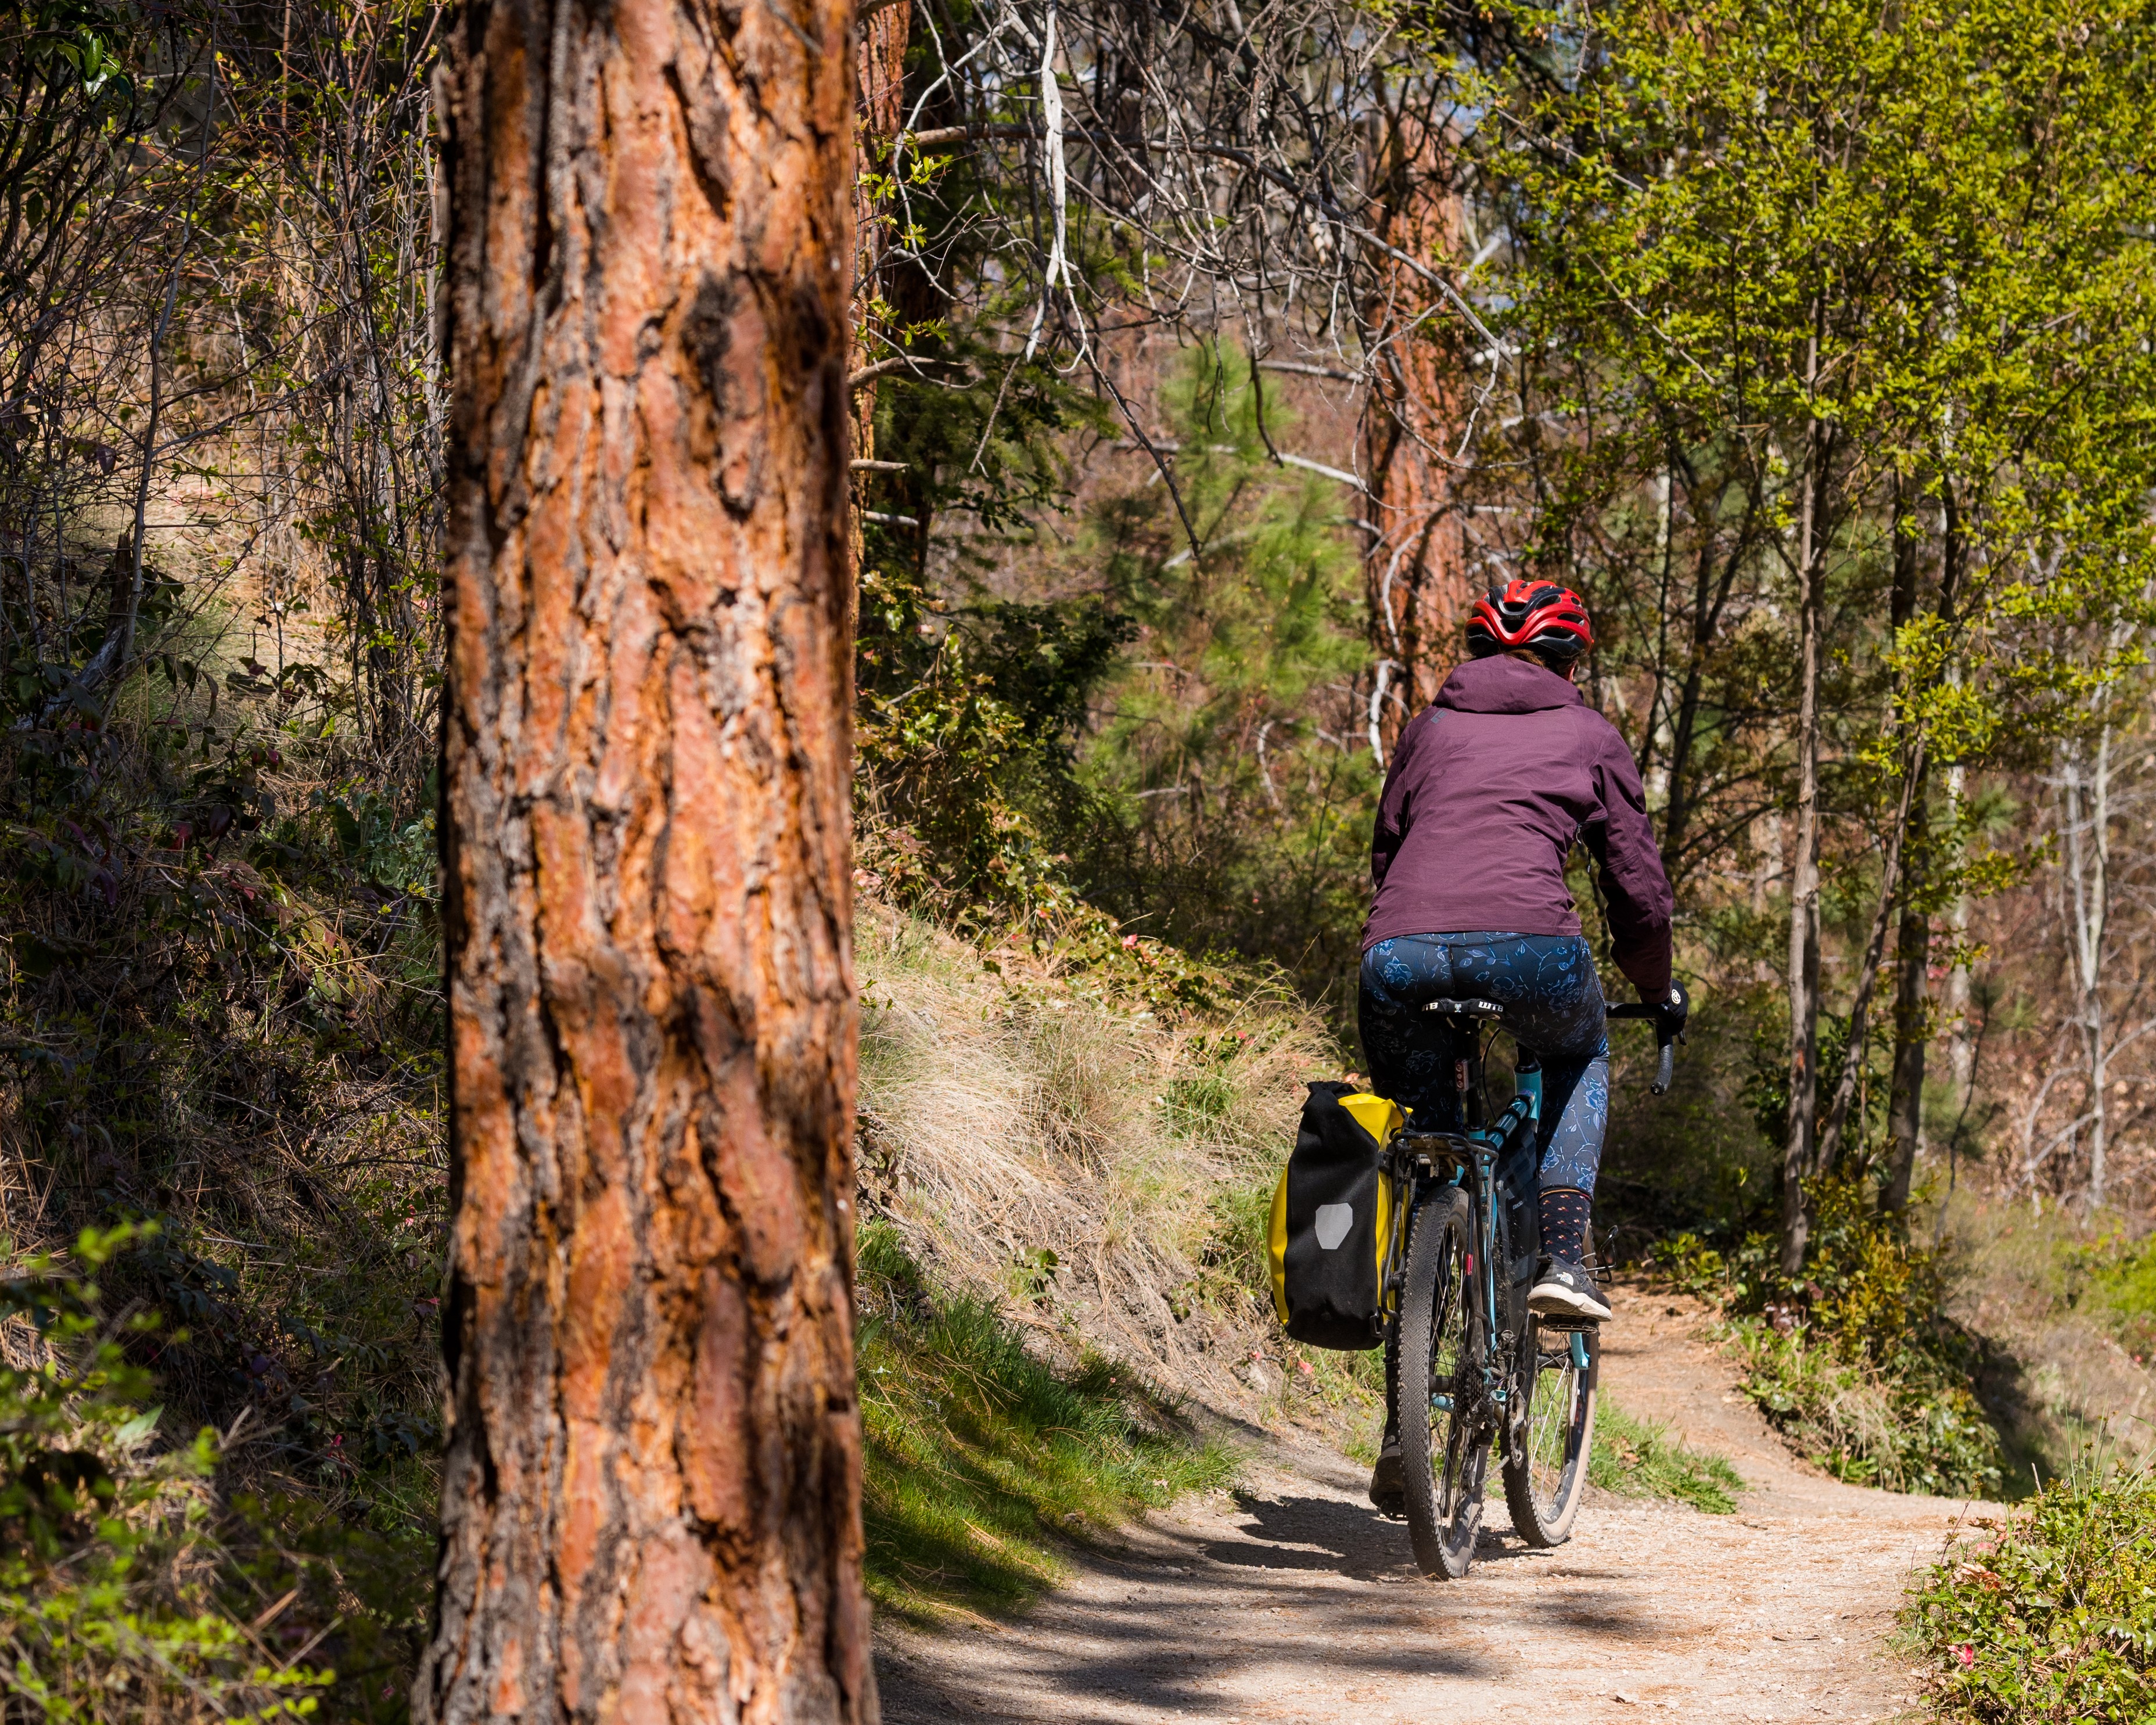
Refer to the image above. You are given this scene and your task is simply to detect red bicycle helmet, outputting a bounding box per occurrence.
[1465,579,1594,664]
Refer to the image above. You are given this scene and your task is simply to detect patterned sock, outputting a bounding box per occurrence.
[1539,1186,1592,1265]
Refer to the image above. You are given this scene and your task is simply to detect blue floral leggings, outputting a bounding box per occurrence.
[1358,932,1610,1194]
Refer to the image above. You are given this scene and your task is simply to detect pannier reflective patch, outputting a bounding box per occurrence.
[1313,1204,1353,1250]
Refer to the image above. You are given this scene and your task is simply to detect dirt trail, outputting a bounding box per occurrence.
[875,1288,1985,1724]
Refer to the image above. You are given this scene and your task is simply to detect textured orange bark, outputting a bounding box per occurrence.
[421,0,871,1712]
[1361,107,1469,738]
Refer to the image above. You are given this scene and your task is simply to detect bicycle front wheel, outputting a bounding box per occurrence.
[1396,1185,1488,1579]
[1502,1316,1599,1547]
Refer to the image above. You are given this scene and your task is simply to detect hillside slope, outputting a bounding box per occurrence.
[856,903,1361,1424]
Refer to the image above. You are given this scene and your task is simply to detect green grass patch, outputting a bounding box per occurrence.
[857,1223,1237,1623]
[2067,1229,2156,1359]
[1906,1460,2156,1722]
[1589,1397,1744,1514]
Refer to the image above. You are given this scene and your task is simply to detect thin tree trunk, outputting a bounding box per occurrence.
[847,0,910,634]
[1882,479,1927,1214]
[422,0,872,1713]
[1815,740,1925,1176]
[2062,725,2113,1208]
[1882,849,1928,1214]
[1929,484,1978,1182]
[1781,342,1827,1277]
[1640,453,1675,803]
[1658,473,1763,876]
[1943,753,1972,1105]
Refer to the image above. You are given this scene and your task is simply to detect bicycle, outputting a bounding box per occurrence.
[1375,995,1679,1579]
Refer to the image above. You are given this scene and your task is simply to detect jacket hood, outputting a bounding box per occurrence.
[1432,654,1584,716]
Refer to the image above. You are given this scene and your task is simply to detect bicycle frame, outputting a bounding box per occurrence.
[1382,1032,1549,1419]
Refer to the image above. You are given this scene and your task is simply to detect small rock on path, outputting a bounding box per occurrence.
[876,1291,1985,1724]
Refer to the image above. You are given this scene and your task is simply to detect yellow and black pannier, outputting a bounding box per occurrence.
[1267,1081,1406,1350]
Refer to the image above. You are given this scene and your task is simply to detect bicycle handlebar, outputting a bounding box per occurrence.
[1605,1001,1680,1097]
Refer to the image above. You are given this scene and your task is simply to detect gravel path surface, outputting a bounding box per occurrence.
[875,1289,1985,1724]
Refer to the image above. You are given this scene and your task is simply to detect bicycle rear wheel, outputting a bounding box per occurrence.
[1396,1185,1488,1579]
[1502,1316,1599,1547]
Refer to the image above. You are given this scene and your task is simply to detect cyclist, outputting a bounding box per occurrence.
[1361,580,1683,1506]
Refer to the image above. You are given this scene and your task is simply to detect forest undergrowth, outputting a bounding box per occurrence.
[1649,1183,2005,1499]
[0,662,445,1717]
[1648,1178,2156,1514]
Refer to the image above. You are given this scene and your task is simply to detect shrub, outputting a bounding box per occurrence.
[1907,1462,2156,1722]
[2064,1229,2156,1361]
[1730,1315,2000,1496]
[1651,1178,2003,1497]
[0,1223,335,1722]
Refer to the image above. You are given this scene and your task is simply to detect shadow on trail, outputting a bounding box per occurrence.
[1203,1490,1405,1576]
[876,1490,1583,1722]
[876,1464,1684,1723]
[878,1544,1499,1723]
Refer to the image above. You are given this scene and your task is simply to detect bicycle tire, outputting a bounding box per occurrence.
[1396,1185,1487,1579]
[1502,1316,1599,1547]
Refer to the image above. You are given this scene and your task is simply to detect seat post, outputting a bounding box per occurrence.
[1423,997,1502,1131]
[1458,1044,1485,1130]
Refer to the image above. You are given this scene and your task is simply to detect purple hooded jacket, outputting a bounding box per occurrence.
[1364,655,1675,997]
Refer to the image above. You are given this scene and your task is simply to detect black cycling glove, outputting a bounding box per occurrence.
[1657,979,1691,1041]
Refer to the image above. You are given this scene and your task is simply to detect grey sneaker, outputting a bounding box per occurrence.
[1368,1439,1405,1517]
[1528,1255,1612,1324]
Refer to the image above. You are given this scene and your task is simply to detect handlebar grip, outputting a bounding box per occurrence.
[1652,1038,1674,1096]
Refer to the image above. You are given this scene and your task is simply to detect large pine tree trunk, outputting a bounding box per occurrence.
[421,0,874,1712]
[1360,88,1467,748]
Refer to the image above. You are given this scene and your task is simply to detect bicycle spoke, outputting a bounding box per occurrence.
[1397,1187,1487,1579]
[1503,1316,1597,1547]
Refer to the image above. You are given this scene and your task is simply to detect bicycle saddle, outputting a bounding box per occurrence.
[1421,996,1505,1018]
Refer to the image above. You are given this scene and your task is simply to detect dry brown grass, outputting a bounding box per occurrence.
[856,900,1347,1410]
